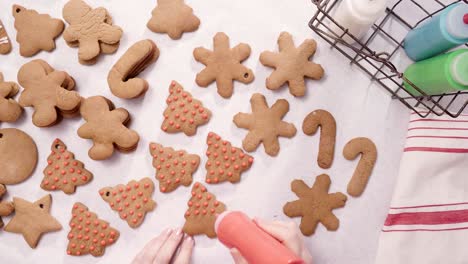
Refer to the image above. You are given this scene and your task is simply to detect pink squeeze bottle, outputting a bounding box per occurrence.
[215,211,305,264]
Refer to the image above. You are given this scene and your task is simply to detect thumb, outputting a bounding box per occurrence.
[230,248,248,264]
[253,218,290,242]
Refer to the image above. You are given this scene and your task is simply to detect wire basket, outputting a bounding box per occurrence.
[309,0,468,118]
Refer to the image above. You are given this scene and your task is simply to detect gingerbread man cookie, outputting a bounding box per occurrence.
[99,178,156,228]
[205,132,254,184]
[108,39,159,99]
[0,72,22,123]
[162,81,211,136]
[13,5,64,57]
[67,203,120,257]
[183,182,226,238]
[147,0,200,40]
[0,184,14,229]
[41,139,93,194]
[194,32,254,98]
[260,32,324,97]
[5,194,62,248]
[63,0,123,63]
[283,174,347,236]
[149,143,199,193]
[233,93,297,156]
[77,96,140,160]
[0,19,12,54]
[18,59,81,127]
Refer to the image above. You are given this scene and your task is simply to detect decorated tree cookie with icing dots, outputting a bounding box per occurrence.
[205,132,254,184]
[182,182,226,238]
[41,139,93,194]
[99,178,156,228]
[161,81,211,136]
[67,202,119,257]
[149,143,200,193]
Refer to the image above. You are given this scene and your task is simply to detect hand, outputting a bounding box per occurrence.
[132,228,194,264]
[230,219,313,264]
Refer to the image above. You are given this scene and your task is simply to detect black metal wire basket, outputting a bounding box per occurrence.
[309,0,468,118]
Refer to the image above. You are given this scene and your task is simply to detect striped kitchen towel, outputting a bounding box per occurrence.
[375,111,468,264]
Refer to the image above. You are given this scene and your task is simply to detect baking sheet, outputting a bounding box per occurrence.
[0,0,409,263]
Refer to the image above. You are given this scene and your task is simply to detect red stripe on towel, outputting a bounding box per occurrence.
[404,147,468,153]
[384,209,468,226]
[408,127,468,131]
[390,202,468,210]
[407,135,468,140]
[382,226,468,232]
[410,119,468,123]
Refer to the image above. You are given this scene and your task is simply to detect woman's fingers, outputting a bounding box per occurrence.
[230,248,248,264]
[172,235,195,264]
[133,228,173,264]
[152,228,185,264]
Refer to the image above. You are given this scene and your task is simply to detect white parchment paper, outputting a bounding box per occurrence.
[0,0,409,263]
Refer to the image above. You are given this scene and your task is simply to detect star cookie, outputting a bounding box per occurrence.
[194,32,254,98]
[147,0,200,40]
[283,174,347,236]
[260,32,324,97]
[233,93,297,156]
[4,194,62,248]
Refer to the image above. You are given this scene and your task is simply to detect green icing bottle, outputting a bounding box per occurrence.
[403,49,468,96]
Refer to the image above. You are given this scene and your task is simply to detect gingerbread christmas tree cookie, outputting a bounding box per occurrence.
[41,139,93,194]
[283,174,347,236]
[233,93,297,156]
[13,5,64,57]
[99,178,156,228]
[260,32,324,97]
[149,143,199,193]
[5,194,62,248]
[182,182,226,238]
[194,32,254,98]
[147,0,200,40]
[67,202,120,257]
[205,132,253,184]
[161,81,211,136]
[0,72,22,123]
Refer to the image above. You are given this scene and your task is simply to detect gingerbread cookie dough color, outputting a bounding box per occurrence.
[12,5,64,57]
[147,0,200,40]
[0,128,38,185]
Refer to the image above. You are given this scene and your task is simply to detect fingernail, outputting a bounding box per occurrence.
[176,228,183,236]
[185,235,192,242]
[166,228,173,235]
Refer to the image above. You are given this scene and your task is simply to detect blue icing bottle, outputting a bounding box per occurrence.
[404,3,468,61]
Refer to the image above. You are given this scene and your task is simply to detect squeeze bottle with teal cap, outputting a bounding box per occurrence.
[403,49,468,96]
[403,3,468,61]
